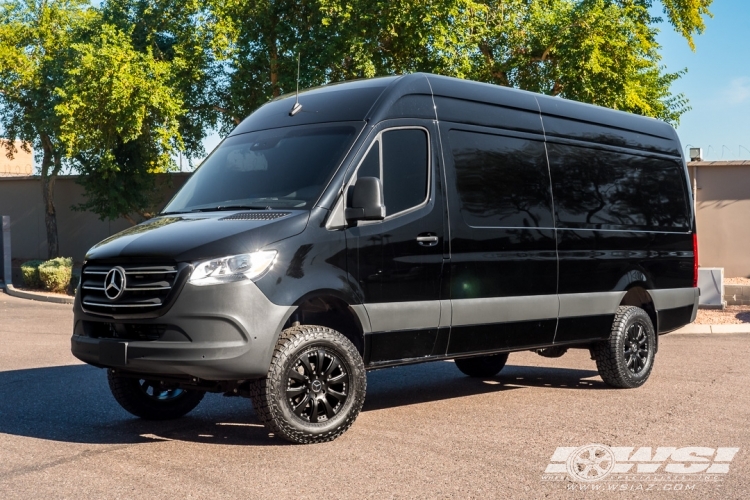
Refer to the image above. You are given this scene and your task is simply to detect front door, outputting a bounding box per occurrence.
[345,122,446,363]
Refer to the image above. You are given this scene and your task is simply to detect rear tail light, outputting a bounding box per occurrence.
[693,232,699,287]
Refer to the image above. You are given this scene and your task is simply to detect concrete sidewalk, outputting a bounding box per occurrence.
[672,323,750,334]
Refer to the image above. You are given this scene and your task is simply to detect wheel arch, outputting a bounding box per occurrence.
[619,286,658,351]
[282,292,368,358]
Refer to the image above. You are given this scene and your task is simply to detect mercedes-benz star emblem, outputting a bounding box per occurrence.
[104,267,127,301]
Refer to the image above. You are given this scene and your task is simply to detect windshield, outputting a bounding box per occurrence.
[163,124,359,213]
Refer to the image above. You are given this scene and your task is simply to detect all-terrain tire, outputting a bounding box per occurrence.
[107,370,205,420]
[250,325,366,444]
[593,306,656,389]
[454,353,509,378]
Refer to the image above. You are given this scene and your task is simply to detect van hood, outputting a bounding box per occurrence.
[85,210,310,263]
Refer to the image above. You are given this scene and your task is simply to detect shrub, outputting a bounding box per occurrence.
[20,260,45,289]
[38,257,74,293]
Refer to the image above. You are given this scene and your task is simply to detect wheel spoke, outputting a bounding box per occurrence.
[299,355,314,377]
[323,358,340,378]
[328,373,347,385]
[626,356,635,368]
[326,387,347,402]
[288,370,306,382]
[310,397,320,423]
[292,393,311,417]
[286,385,306,397]
[321,397,336,419]
[316,349,326,375]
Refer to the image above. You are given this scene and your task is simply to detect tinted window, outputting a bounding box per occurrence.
[164,125,357,212]
[448,130,553,228]
[382,129,428,216]
[548,143,690,230]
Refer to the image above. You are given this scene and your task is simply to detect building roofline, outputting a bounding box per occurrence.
[690,160,750,166]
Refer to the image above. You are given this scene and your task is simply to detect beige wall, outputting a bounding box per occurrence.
[2,163,748,278]
[690,161,750,278]
[0,141,33,176]
[0,173,190,263]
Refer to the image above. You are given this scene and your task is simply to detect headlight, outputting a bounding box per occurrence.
[188,251,277,286]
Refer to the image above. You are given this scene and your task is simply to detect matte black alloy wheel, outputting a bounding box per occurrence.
[593,306,656,389]
[107,370,204,420]
[250,325,366,444]
[286,348,350,423]
[138,379,186,401]
[624,322,649,375]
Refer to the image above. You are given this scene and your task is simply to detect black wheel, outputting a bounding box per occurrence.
[107,370,205,420]
[593,306,656,388]
[454,353,509,378]
[250,325,366,444]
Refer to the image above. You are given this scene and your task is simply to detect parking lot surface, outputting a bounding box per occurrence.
[1,291,749,499]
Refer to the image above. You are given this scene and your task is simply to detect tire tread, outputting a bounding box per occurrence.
[593,306,655,389]
[250,325,366,444]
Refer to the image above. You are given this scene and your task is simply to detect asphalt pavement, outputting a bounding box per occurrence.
[1,291,748,499]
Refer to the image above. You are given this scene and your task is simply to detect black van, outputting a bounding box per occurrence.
[71,73,698,443]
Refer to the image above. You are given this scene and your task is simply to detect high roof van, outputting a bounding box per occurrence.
[71,73,699,443]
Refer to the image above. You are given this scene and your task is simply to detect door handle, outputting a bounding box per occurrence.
[416,234,439,246]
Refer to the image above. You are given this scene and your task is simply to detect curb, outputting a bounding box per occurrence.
[1,283,74,305]
[671,324,750,335]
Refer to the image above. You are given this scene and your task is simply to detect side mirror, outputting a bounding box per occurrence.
[344,177,385,223]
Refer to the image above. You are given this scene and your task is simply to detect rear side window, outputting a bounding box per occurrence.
[353,128,429,217]
[548,143,690,230]
[448,130,554,228]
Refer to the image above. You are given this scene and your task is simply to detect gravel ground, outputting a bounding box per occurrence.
[695,305,750,325]
[725,277,750,285]
[3,291,750,499]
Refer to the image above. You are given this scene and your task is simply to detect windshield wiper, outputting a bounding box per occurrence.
[158,204,273,216]
[189,205,272,212]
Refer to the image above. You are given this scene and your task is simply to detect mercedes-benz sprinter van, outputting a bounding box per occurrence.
[72,73,699,443]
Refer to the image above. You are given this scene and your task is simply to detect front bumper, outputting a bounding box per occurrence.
[71,279,295,380]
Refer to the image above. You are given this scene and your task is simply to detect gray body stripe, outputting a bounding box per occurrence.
[558,291,626,318]
[452,295,559,327]
[350,304,372,334]
[439,300,452,328]
[365,301,440,332]
[359,288,698,333]
[650,288,699,311]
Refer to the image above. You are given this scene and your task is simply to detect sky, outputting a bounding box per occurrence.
[652,0,750,160]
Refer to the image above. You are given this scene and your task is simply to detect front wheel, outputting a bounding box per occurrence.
[250,325,366,444]
[107,370,205,420]
[593,306,656,388]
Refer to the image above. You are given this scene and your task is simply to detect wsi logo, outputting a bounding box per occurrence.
[544,444,740,482]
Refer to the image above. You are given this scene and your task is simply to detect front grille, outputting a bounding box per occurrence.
[81,263,181,316]
[219,212,290,221]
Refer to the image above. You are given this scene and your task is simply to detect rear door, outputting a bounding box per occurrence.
[441,124,559,354]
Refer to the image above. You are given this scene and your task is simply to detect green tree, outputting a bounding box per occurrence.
[55,23,184,223]
[0,0,95,257]
[212,0,711,128]
[55,0,224,223]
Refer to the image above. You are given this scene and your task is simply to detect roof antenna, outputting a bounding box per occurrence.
[290,52,302,116]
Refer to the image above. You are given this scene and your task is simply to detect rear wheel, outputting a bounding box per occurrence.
[593,306,656,388]
[250,325,366,444]
[454,353,509,378]
[107,370,205,420]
